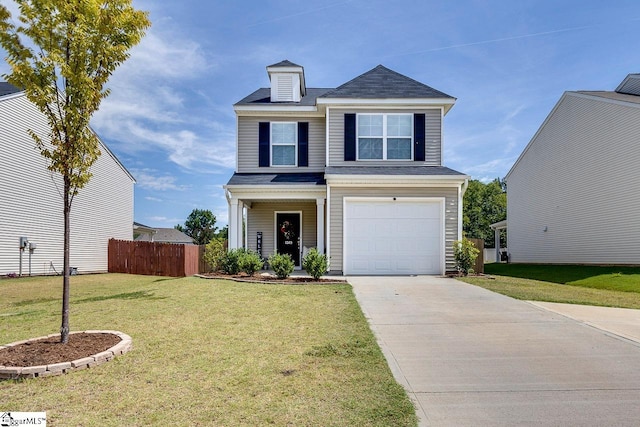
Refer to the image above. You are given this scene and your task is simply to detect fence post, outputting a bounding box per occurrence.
[468,238,485,274]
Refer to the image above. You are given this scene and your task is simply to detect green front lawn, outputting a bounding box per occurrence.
[0,274,417,426]
[484,263,640,292]
[460,263,640,309]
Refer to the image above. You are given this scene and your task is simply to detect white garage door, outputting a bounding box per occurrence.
[344,198,443,275]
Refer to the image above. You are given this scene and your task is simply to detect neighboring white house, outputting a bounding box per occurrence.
[505,74,640,264]
[0,82,135,275]
[224,61,468,275]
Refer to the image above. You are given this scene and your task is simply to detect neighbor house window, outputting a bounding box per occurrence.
[357,114,412,160]
[271,122,297,166]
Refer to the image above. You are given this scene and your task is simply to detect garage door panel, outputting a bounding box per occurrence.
[344,199,443,275]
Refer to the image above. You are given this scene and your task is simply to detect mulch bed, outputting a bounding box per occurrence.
[198,273,347,284]
[0,333,121,367]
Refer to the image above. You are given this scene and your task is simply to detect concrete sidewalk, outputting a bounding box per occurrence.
[528,301,640,344]
[349,276,640,427]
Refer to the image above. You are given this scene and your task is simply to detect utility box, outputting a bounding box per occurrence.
[19,236,28,249]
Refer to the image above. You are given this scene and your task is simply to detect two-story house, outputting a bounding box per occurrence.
[224,61,468,275]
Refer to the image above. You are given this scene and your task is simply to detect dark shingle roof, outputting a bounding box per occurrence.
[226,172,326,186]
[575,91,640,105]
[325,166,466,176]
[267,60,302,68]
[320,65,454,99]
[0,82,21,97]
[235,87,332,106]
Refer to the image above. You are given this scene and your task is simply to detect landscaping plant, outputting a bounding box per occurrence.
[238,249,264,276]
[453,237,479,276]
[302,248,329,280]
[203,237,227,273]
[268,252,295,279]
[221,248,244,275]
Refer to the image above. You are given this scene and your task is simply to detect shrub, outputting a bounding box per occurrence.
[238,249,264,276]
[453,238,480,276]
[202,237,226,273]
[268,252,294,279]
[221,248,244,275]
[302,248,329,280]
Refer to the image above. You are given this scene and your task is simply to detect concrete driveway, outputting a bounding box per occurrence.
[349,276,640,427]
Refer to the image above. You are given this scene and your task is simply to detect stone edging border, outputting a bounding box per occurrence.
[0,330,132,380]
[194,274,347,285]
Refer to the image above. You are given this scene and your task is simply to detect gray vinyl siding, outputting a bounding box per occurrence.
[327,108,442,166]
[0,94,134,275]
[246,201,318,258]
[507,92,640,264]
[237,115,326,173]
[328,186,459,273]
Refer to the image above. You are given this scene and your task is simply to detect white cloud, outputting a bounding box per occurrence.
[147,216,182,225]
[132,170,188,191]
[91,23,235,173]
[145,196,163,202]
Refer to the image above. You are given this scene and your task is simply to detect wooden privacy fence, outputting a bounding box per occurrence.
[468,238,485,274]
[108,239,206,277]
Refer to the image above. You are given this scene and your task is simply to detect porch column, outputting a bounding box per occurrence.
[316,198,325,254]
[495,227,500,263]
[236,200,244,249]
[229,198,239,250]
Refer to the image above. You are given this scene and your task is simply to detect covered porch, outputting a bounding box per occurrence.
[224,173,326,267]
[490,219,508,263]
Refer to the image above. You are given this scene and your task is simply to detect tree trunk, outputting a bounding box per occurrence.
[60,177,71,344]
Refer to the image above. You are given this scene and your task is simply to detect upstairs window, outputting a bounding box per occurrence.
[357,114,413,160]
[271,122,297,166]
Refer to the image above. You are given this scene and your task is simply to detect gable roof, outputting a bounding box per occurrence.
[267,60,302,68]
[134,227,195,244]
[319,65,455,99]
[0,82,21,97]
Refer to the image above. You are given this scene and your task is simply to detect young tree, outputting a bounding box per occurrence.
[0,0,150,343]
[176,209,218,245]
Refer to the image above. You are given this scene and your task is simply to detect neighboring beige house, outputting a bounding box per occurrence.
[505,74,640,264]
[0,82,135,275]
[224,61,469,275]
[134,227,195,244]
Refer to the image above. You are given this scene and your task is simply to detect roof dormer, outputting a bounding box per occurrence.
[267,60,306,103]
[616,73,640,96]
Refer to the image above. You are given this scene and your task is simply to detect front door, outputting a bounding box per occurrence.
[276,212,301,266]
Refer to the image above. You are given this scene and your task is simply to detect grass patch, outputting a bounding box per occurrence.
[461,263,640,309]
[76,290,164,303]
[484,263,640,292]
[0,273,416,426]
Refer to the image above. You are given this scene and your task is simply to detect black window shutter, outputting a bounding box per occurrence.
[344,113,356,161]
[258,122,270,167]
[298,122,309,167]
[414,113,425,162]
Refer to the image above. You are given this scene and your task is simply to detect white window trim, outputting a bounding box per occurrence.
[270,122,298,167]
[356,113,414,161]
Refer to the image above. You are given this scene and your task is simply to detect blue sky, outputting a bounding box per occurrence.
[2,0,639,229]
